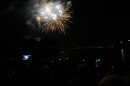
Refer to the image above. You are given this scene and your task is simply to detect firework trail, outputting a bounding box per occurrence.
[27,0,73,34]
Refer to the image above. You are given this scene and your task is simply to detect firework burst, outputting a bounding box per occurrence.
[35,0,72,34]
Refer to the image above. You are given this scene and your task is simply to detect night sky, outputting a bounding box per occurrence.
[0,0,130,47]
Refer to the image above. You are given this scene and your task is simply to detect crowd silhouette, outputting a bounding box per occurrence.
[0,55,130,86]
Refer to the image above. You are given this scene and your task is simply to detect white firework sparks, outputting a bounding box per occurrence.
[34,0,72,34]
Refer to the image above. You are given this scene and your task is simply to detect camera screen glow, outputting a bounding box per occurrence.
[23,55,31,60]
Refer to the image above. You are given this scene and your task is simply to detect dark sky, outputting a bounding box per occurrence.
[0,0,130,47]
[60,0,130,46]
